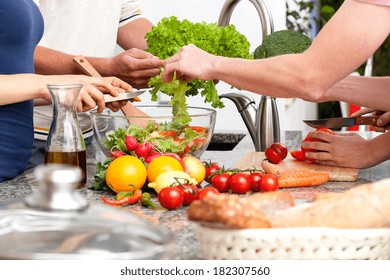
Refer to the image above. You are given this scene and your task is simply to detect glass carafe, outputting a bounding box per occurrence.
[44,84,87,188]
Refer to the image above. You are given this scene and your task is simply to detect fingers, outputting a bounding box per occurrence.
[106,100,128,112]
[350,107,374,117]
[105,77,132,92]
[376,111,390,128]
[79,84,105,113]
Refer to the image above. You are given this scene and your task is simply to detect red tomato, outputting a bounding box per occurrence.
[199,186,219,199]
[265,148,282,164]
[158,186,184,210]
[290,150,307,161]
[181,137,207,158]
[259,174,279,192]
[181,184,200,206]
[265,143,288,164]
[159,130,178,137]
[186,126,207,134]
[301,128,335,157]
[270,143,288,160]
[249,172,263,192]
[203,162,220,183]
[228,173,251,194]
[210,173,231,192]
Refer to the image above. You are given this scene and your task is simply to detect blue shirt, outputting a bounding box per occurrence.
[0,0,44,182]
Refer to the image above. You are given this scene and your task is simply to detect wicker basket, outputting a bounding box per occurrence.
[195,223,390,260]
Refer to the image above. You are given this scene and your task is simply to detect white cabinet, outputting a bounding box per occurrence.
[139,0,316,132]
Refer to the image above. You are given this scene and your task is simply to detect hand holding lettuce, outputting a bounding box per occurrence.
[145,16,252,124]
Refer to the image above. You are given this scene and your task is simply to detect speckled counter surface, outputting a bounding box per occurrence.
[1,131,389,259]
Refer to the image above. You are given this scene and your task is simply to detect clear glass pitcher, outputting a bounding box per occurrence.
[44,84,87,188]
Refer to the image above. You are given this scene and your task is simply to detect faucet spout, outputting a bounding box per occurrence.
[218,0,274,37]
[219,93,259,149]
[218,0,281,151]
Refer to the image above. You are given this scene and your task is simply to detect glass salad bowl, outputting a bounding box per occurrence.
[90,106,217,160]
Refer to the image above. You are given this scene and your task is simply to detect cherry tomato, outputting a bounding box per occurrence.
[259,174,279,192]
[158,186,184,210]
[249,172,263,192]
[265,143,288,164]
[199,186,219,199]
[203,162,220,183]
[125,135,138,152]
[228,173,251,194]
[210,173,231,192]
[290,150,307,161]
[181,184,200,206]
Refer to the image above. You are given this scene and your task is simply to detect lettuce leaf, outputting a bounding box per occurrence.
[146,16,251,125]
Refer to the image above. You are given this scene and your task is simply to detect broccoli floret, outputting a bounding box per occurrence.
[254,30,312,59]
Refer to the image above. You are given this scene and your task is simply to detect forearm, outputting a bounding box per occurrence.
[325,75,390,111]
[34,46,112,77]
[0,74,48,105]
[368,132,390,166]
[117,18,153,50]
[212,54,317,100]
[208,0,390,102]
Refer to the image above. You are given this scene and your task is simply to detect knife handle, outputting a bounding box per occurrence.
[355,116,380,126]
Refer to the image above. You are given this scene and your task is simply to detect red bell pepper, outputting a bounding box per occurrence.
[102,189,142,206]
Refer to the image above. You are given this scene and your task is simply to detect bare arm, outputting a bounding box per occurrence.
[162,0,390,104]
[34,18,163,88]
[0,74,131,113]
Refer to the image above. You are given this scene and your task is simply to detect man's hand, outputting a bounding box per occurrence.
[110,48,164,89]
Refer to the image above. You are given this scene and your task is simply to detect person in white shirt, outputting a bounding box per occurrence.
[31,0,163,166]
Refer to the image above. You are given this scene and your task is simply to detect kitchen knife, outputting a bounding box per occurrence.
[103,90,145,103]
[303,116,380,129]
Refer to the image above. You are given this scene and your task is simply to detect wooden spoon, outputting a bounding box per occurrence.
[72,55,150,119]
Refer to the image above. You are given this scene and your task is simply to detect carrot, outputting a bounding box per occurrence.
[261,160,282,178]
[278,169,330,188]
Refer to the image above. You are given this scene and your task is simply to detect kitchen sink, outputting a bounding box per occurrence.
[206,133,246,151]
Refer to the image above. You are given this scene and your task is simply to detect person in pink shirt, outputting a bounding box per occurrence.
[162,0,390,169]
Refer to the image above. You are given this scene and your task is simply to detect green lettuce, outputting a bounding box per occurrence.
[146,16,251,125]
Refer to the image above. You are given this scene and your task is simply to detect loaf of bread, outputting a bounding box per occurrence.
[188,179,390,229]
[187,191,294,228]
[271,179,390,228]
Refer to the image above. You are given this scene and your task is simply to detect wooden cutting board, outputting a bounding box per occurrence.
[234,152,358,182]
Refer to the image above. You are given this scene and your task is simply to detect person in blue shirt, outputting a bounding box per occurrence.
[0,0,130,182]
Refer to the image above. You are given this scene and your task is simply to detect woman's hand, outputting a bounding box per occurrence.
[351,107,390,132]
[78,76,132,113]
[162,44,219,83]
[301,131,376,169]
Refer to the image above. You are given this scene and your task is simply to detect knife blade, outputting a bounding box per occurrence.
[103,90,145,103]
[303,116,380,129]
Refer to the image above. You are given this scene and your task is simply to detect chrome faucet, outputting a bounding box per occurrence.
[218,0,280,152]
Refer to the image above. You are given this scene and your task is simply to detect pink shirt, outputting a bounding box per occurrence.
[356,0,390,6]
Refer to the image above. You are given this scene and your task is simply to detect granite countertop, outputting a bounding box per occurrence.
[1,130,389,259]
